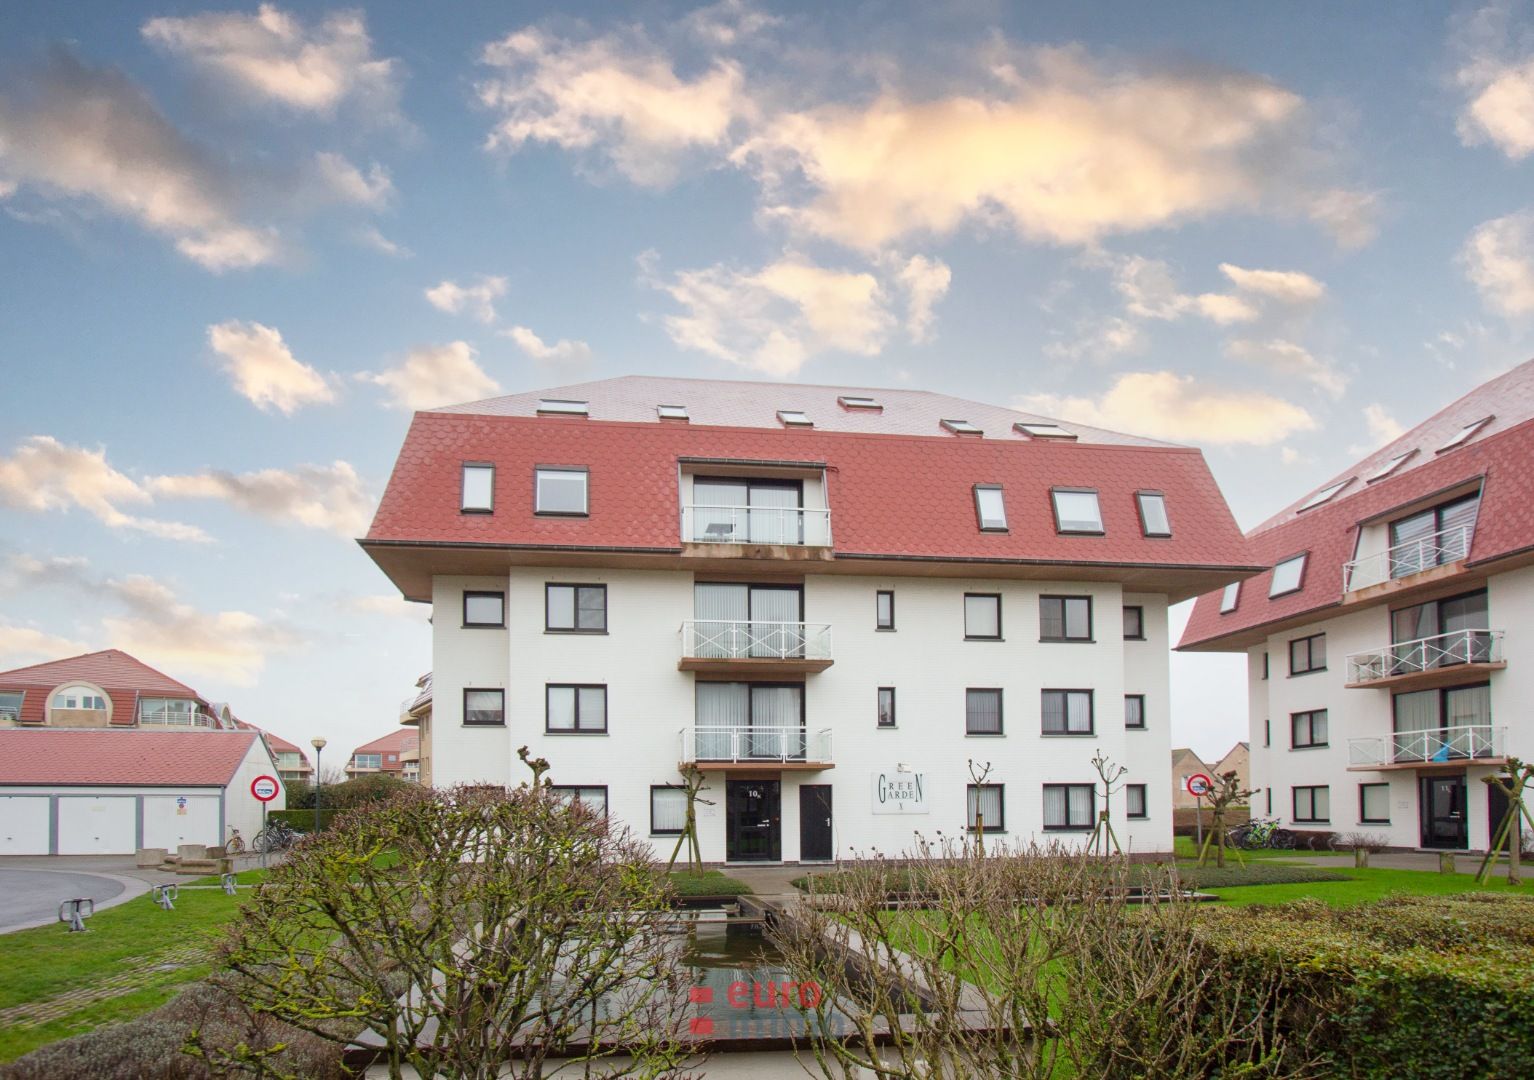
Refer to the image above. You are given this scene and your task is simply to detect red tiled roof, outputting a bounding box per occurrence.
[1180,359,1534,651]
[351,729,417,756]
[0,649,204,726]
[0,729,262,786]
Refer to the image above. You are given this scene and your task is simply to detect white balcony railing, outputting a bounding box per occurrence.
[139,708,216,727]
[680,620,832,662]
[1343,524,1474,591]
[1346,629,1505,684]
[681,504,832,547]
[1349,724,1507,767]
[0,706,19,724]
[679,726,833,764]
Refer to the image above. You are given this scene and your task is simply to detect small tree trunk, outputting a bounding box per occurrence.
[1354,848,1369,869]
[1439,852,1457,874]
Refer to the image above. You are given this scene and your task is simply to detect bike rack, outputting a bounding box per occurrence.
[220,872,238,896]
[152,883,179,911]
[58,897,94,932]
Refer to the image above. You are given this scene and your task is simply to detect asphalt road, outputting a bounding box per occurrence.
[0,868,130,934]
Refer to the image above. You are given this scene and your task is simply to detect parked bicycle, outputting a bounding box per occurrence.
[1228,816,1297,850]
[225,826,245,854]
[251,819,300,853]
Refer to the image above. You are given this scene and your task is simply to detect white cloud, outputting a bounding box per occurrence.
[682,0,782,46]
[149,461,373,537]
[0,436,209,541]
[1224,338,1348,398]
[354,224,410,257]
[425,275,507,323]
[0,52,279,270]
[1017,370,1316,446]
[1279,446,1304,466]
[502,325,593,366]
[1044,316,1143,362]
[1112,255,1256,325]
[1218,262,1326,303]
[1347,403,1408,456]
[142,3,402,121]
[208,320,335,414]
[314,151,394,207]
[1462,210,1534,316]
[477,26,751,186]
[1452,2,1534,159]
[341,594,430,621]
[360,341,502,410]
[894,254,952,342]
[0,624,92,667]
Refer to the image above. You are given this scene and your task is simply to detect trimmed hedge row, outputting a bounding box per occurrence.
[263,808,330,832]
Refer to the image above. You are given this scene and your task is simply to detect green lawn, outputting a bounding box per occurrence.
[1205,865,1534,906]
[1170,834,1343,860]
[0,871,264,1063]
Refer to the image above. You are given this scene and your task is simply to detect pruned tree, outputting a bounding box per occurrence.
[1478,758,1534,886]
[1196,770,1256,869]
[1087,749,1129,856]
[664,766,713,874]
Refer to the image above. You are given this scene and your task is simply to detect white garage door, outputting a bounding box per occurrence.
[0,796,50,855]
[142,795,221,850]
[57,797,137,855]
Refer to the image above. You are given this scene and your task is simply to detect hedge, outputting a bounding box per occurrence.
[263,808,330,832]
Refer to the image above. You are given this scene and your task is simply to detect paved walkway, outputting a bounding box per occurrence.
[0,867,146,935]
[721,864,813,898]
[1286,850,1524,877]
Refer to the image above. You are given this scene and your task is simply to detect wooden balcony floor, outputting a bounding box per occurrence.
[1345,660,1505,691]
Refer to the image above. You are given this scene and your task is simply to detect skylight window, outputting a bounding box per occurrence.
[1437,416,1493,453]
[657,404,689,420]
[974,484,1007,531]
[838,395,881,410]
[1219,582,1240,614]
[461,463,494,512]
[1052,489,1104,534]
[1015,422,1078,440]
[535,467,589,515]
[1269,553,1308,597]
[1297,478,1352,512]
[538,399,589,416]
[1136,492,1171,537]
[778,410,812,427]
[1365,449,1416,482]
[942,418,983,436]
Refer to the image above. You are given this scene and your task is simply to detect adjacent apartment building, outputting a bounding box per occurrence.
[1179,359,1534,852]
[362,376,1256,863]
[344,729,418,780]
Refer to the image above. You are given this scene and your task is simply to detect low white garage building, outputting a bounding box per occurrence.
[0,729,285,855]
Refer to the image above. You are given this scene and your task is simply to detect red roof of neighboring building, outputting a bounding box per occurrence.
[1179,359,1534,651]
[0,729,263,786]
[349,729,417,773]
[0,649,206,726]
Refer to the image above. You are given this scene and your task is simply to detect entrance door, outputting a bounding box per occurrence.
[726,779,781,862]
[1420,773,1468,849]
[799,785,833,862]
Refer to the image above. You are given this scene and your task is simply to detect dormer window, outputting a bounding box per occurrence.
[973,484,1007,531]
[941,418,982,436]
[1136,492,1171,537]
[53,685,106,710]
[778,410,812,427]
[1437,416,1492,453]
[838,395,881,410]
[1219,582,1240,613]
[1015,422,1077,440]
[1052,489,1104,534]
[1269,553,1308,597]
[657,404,689,421]
[538,399,589,416]
[535,467,589,515]
[1366,450,1416,482]
[1297,478,1352,512]
[461,463,494,512]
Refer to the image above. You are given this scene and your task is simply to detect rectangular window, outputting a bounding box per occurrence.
[778,409,812,427]
[974,484,1008,530]
[838,395,881,410]
[1436,416,1492,452]
[463,590,505,628]
[967,784,1005,831]
[535,467,589,515]
[537,399,589,415]
[1125,783,1148,818]
[1359,783,1391,824]
[550,786,608,816]
[545,584,607,632]
[876,590,895,630]
[461,463,494,512]
[1270,553,1307,597]
[1040,595,1092,641]
[965,688,1003,735]
[942,418,983,435]
[546,685,607,733]
[1136,491,1171,537]
[657,403,688,420]
[1015,422,1077,440]
[1291,709,1329,748]
[0,691,21,721]
[463,689,505,726]
[1220,581,1240,613]
[1266,787,1272,815]
[1289,633,1326,675]
[964,593,1001,639]
[651,786,688,834]
[1043,784,1095,830]
[1293,785,1330,824]
[1052,489,1104,534]
[1123,605,1145,640]
[354,753,382,770]
[1042,689,1094,735]
[878,687,896,728]
[140,698,195,724]
[1124,694,1146,730]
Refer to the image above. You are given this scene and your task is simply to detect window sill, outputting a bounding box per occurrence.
[462,624,507,630]
[1055,529,1105,537]
[875,627,897,633]
[1293,820,1330,826]
[965,732,1006,737]
[1042,826,1093,832]
[965,829,1007,834]
[1125,725,1148,732]
[1042,732,1096,738]
[535,511,590,518]
[1287,669,1327,678]
[963,636,1005,642]
[1039,638,1096,644]
[545,730,609,736]
[544,629,609,635]
[651,832,684,838]
[1125,636,1147,643]
[1360,819,1391,826]
[459,508,494,515]
[462,722,506,728]
[1290,744,1330,751]
[877,725,898,731]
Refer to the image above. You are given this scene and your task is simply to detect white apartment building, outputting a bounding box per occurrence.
[1179,359,1534,852]
[362,377,1254,864]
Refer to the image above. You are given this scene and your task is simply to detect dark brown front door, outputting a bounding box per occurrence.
[1420,773,1468,849]
[799,785,833,862]
[727,779,781,862]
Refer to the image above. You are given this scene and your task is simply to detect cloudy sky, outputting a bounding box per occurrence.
[4,1,1534,763]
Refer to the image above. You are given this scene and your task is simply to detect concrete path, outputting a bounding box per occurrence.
[0,867,147,935]
[1285,850,1524,877]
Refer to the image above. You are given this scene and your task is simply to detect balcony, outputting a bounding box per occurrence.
[679,726,834,771]
[1348,724,1508,770]
[1343,524,1473,593]
[1345,629,1506,690]
[139,709,219,728]
[680,504,832,548]
[678,620,834,674]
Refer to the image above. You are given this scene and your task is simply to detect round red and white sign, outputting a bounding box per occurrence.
[1185,773,1213,798]
[251,775,281,802]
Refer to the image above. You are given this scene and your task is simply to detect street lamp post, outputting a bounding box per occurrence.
[311,737,327,832]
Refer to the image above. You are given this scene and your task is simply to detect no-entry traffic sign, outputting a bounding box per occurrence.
[1185,773,1213,798]
[251,775,281,802]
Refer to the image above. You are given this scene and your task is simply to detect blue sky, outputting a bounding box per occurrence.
[4,1,1534,763]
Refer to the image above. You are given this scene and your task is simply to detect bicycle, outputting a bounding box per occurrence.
[252,819,300,853]
[225,826,245,854]
[1229,817,1297,850]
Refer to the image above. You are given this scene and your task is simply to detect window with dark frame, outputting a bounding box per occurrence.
[964,592,1001,639]
[549,786,608,816]
[1051,489,1104,534]
[1124,694,1146,730]
[1136,491,1171,537]
[967,784,1005,832]
[535,467,589,515]
[545,584,607,632]
[461,463,494,512]
[546,684,608,733]
[974,484,1008,531]
[463,688,505,726]
[650,786,687,834]
[1269,553,1308,597]
[1125,783,1148,818]
[463,590,505,628]
[1123,605,1145,640]
[1220,581,1240,613]
[1262,652,1270,680]
[878,687,896,728]
[1040,595,1092,641]
[965,688,1003,735]
[1289,633,1326,675]
[1293,785,1329,823]
[1265,787,1272,815]
[876,590,895,630]
[1360,783,1391,824]
[1042,689,1094,735]
[1043,784,1095,829]
[1291,709,1329,748]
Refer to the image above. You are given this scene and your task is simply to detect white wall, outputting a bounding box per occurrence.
[431,576,514,786]
[225,737,288,842]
